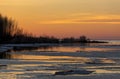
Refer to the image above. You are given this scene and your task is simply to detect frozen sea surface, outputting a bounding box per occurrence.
[0,41,120,79]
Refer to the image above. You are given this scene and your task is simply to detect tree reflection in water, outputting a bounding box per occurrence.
[0,52,11,59]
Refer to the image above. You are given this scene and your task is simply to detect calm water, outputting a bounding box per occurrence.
[0,40,120,79]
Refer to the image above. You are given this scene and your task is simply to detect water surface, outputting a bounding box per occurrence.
[0,40,120,79]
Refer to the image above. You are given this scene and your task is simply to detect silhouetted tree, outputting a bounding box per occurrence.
[79,36,90,43]
[0,14,106,44]
[0,14,18,43]
[61,37,76,43]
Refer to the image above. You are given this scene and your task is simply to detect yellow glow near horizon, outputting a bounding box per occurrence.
[0,0,120,39]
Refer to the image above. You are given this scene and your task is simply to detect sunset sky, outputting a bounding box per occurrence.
[0,0,120,39]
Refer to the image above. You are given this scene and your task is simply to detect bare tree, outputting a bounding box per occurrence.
[0,14,19,43]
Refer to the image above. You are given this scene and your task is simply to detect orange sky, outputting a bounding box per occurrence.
[0,0,120,39]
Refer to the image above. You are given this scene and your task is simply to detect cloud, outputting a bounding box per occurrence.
[36,13,120,24]
[39,18,120,24]
[76,19,120,23]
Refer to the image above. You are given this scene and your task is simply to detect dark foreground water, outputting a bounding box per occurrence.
[0,40,120,79]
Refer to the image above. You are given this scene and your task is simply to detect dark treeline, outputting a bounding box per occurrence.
[0,14,15,43]
[12,35,91,44]
[0,14,107,44]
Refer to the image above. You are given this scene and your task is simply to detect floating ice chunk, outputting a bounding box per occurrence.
[54,69,94,75]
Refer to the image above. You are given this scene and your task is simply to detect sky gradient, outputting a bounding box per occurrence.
[0,0,120,39]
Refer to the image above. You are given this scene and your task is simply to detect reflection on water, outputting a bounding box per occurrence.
[0,52,91,63]
[11,46,120,53]
[0,51,119,79]
[36,46,119,52]
[0,42,120,79]
[5,41,120,53]
[0,52,11,59]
